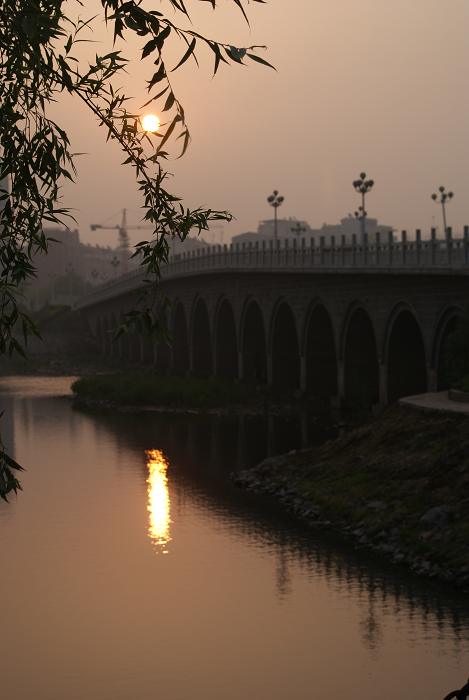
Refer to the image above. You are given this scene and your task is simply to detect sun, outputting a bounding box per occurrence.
[142,114,160,133]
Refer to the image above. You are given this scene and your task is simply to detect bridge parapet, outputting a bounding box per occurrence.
[77,227,469,309]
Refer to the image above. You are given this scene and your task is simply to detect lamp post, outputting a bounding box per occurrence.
[353,172,374,241]
[267,190,284,242]
[431,186,454,235]
[291,222,306,239]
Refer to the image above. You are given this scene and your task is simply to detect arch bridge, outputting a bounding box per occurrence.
[77,229,469,408]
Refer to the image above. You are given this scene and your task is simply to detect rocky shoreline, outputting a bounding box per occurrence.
[232,404,469,589]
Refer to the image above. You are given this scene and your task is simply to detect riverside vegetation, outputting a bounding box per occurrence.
[233,404,469,587]
[72,373,265,411]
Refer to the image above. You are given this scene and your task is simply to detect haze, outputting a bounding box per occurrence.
[54,0,469,247]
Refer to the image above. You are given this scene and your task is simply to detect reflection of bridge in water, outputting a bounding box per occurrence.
[78,230,469,407]
[80,405,469,655]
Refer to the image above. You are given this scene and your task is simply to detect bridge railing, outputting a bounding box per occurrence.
[76,227,469,308]
[165,227,469,276]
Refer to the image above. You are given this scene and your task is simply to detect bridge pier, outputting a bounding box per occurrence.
[267,353,273,387]
[337,361,345,405]
[237,351,243,383]
[379,364,388,407]
[300,355,307,393]
[428,366,437,392]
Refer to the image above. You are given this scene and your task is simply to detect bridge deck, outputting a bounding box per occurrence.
[77,231,469,309]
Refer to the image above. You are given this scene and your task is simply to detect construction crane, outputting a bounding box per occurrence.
[90,209,152,273]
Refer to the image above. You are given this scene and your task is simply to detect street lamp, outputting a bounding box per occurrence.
[431,186,454,235]
[267,190,284,242]
[353,172,374,241]
[291,222,307,239]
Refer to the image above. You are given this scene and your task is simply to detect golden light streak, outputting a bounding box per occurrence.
[146,449,171,554]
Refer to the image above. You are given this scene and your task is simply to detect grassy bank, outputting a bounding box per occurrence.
[72,373,265,410]
[233,404,469,586]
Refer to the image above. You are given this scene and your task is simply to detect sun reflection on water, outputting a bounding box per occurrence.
[146,449,171,554]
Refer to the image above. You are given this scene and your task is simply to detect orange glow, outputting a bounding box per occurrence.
[146,449,171,554]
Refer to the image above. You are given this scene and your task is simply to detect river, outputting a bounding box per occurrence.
[0,376,467,700]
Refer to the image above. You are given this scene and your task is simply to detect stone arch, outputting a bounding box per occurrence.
[241,298,267,384]
[270,300,300,393]
[109,313,119,358]
[385,304,427,402]
[141,327,155,366]
[103,317,112,356]
[214,298,238,380]
[119,314,131,362]
[432,306,464,390]
[155,310,171,375]
[303,301,338,399]
[95,317,104,353]
[172,301,189,376]
[129,322,143,365]
[342,304,379,408]
[191,297,213,377]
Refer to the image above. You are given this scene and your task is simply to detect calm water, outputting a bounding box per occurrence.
[0,376,468,700]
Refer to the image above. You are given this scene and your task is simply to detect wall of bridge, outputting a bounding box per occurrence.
[82,269,468,408]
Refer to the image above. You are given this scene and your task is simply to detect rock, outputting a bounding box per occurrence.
[366,500,387,511]
[420,505,451,529]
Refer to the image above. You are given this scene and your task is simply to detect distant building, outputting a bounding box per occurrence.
[22,228,213,309]
[23,228,118,309]
[232,218,314,245]
[317,215,393,243]
[232,215,394,246]
[168,235,211,257]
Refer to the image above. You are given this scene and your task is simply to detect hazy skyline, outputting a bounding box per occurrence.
[54,0,469,247]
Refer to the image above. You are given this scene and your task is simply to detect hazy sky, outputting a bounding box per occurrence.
[54,0,469,247]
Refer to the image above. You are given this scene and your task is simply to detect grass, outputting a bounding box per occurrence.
[71,373,264,409]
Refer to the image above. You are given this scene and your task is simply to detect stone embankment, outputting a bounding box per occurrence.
[232,401,469,587]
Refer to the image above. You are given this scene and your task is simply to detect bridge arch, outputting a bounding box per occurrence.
[214,297,238,380]
[303,301,338,399]
[155,310,171,374]
[240,298,267,384]
[191,296,213,377]
[270,299,300,393]
[129,321,143,364]
[342,303,379,408]
[432,305,464,390]
[119,313,131,362]
[385,303,427,402]
[141,323,155,366]
[172,301,189,376]
[102,317,112,356]
[95,317,104,354]
[109,313,118,358]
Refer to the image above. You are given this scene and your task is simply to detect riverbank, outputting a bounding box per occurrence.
[72,372,274,413]
[232,403,469,587]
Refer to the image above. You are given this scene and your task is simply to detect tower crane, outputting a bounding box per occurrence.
[90,209,152,273]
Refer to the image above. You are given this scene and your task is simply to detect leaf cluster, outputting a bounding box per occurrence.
[0,0,272,495]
